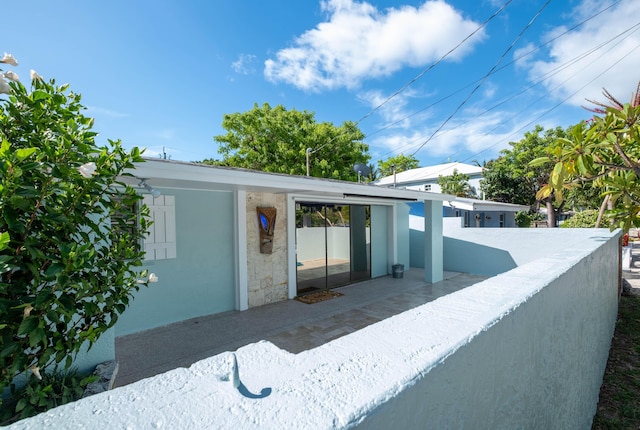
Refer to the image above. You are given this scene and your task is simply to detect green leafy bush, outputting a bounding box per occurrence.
[0,55,153,415]
[0,368,97,425]
[560,209,600,228]
[515,211,532,228]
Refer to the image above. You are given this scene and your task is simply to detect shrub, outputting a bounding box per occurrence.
[0,55,154,415]
[0,367,97,425]
[560,209,600,228]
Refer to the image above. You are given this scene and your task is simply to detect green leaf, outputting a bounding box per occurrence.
[529,157,551,167]
[18,316,40,336]
[0,231,10,251]
[44,263,65,278]
[15,148,37,162]
[15,397,28,412]
[0,139,10,157]
[0,341,20,358]
[31,90,51,101]
[29,327,47,348]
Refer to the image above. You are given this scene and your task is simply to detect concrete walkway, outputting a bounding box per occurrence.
[114,269,487,387]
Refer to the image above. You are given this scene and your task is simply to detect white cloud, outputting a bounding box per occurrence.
[368,107,554,165]
[232,54,257,75]
[264,0,486,92]
[525,0,640,107]
[358,87,428,131]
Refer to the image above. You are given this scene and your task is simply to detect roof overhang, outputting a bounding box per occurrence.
[123,159,450,203]
[446,198,530,212]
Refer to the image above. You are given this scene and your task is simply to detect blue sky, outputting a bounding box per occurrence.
[3,0,639,169]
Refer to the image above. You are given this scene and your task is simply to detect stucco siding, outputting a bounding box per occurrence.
[370,205,389,277]
[15,230,619,429]
[116,189,236,336]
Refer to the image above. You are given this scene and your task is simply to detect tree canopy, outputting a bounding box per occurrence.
[534,82,640,231]
[208,103,370,181]
[437,169,475,197]
[480,125,572,226]
[377,153,419,177]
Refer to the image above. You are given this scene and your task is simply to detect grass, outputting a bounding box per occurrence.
[592,293,640,429]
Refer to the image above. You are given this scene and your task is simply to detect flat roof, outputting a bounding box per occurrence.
[377,162,484,186]
[124,158,452,203]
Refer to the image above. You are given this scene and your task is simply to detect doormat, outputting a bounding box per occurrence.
[295,290,344,304]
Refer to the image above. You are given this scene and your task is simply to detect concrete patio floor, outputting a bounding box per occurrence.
[114,269,487,387]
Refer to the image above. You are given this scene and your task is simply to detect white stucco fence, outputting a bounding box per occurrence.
[9,229,619,429]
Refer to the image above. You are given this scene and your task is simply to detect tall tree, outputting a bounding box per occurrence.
[534,82,640,231]
[437,169,475,197]
[377,153,419,177]
[208,103,369,181]
[481,125,569,227]
[480,162,532,205]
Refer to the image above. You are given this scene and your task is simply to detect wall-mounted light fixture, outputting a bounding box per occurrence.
[138,178,161,198]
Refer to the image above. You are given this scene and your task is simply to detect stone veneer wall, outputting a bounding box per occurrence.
[246,192,288,307]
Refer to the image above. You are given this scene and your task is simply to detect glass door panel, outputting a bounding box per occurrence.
[295,202,371,294]
[325,205,351,289]
[295,203,327,294]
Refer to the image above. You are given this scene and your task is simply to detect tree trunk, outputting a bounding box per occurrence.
[545,198,556,228]
[595,194,610,228]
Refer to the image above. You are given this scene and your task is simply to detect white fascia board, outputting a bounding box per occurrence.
[448,199,529,212]
[127,159,450,203]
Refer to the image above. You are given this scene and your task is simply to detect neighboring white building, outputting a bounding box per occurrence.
[376,162,484,196]
[377,162,529,227]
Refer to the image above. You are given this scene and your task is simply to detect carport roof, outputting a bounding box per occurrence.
[124,158,451,203]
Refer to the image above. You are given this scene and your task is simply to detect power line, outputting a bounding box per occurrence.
[458,40,640,166]
[306,0,514,173]
[355,0,513,125]
[365,0,624,144]
[409,0,552,158]
[440,23,640,162]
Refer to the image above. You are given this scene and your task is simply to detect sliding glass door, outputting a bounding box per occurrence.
[295,202,370,294]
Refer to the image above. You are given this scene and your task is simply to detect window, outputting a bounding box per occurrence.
[143,194,177,260]
[499,213,505,228]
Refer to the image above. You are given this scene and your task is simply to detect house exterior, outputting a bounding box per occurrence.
[115,158,451,337]
[376,162,484,195]
[441,198,529,228]
[13,162,622,429]
[376,162,529,228]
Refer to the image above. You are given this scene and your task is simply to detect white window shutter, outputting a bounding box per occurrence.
[143,195,176,260]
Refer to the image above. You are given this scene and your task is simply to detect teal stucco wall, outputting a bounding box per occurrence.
[116,189,236,336]
[370,205,389,278]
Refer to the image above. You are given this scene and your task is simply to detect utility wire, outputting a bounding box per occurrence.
[365,0,623,143]
[458,41,640,166]
[440,23,640,162]
[356,0,513,125]
[308,0,514,159]
[409,0,552,157]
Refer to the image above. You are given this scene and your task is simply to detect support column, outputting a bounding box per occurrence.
[235,190,248,310]
[424,200,443,283]
[286,195,297,299]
